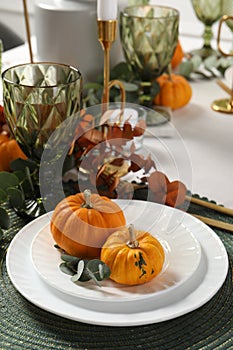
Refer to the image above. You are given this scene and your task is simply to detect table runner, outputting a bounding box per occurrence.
[0,195,232,350]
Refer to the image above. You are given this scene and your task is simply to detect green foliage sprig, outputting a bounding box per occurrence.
[57,248,111,287]
[0,159,45,234]
[178,54,233,80]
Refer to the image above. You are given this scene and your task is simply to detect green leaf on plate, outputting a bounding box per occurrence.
[71,260,85,282]
[0,172,19,191]
[59,262,75,276]
[0,208,10,229]
[86,259,111,281]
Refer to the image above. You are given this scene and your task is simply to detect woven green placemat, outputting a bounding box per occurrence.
[0,198,233,350]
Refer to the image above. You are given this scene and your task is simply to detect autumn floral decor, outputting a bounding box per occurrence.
[0,103,187,235]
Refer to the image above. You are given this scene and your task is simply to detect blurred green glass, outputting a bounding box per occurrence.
[120,5,179,124]
[222,0,233,32]
[120,5,179,81]
[2,62,82,161]
[191,0,223,57]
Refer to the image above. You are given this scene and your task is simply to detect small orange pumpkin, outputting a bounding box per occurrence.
[154,73,192,110]
[50,189,126,259]
[100,224,165,285]
[0,133,27,171]
[171,40,184,68]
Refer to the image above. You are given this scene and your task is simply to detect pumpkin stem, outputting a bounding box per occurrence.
[82,189,93,209]
[127,224,139,249]
[167,63,173,81]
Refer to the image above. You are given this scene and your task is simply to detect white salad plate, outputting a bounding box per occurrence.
[6,200,229,326]
[30,211,202,312]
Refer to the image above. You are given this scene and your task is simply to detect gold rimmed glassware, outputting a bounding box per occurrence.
[222,0,233,33]
[190,0,223,58]
[2,62,83,162]
[120,5,179,125]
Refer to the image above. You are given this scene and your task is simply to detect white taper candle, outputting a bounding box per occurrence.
[97,0,118,20]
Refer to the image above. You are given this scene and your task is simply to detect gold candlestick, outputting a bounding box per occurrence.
[98,20,117,108]
[211,15,233,114]
[22,0,34,63]
[97,20,126,112]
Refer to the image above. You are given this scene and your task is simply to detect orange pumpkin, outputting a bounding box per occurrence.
[0,133,27,171]
[171,40,184,68]
[100,224,165,285]
[50,189,126,259]
[154,73,192,110]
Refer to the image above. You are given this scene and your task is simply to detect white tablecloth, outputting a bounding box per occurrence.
[1,40,233,209]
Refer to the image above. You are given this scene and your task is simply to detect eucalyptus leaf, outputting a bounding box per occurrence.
[59,262,75,276]
[190,55,202,71]
[7,187,25,209]
[204,55,218,69]
[86,259,111,281]
[178,61,194,78]
[0,189,7,203]
[71,260,85,282]
[0,208,10,229]
[85,267,101,287]
[10,158,37,172]
[121,81,138,92]
[13,170,27,182]
[61,254,81,264]
[0,172,19,191]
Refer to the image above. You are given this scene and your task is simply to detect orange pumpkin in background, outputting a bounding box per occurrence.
[50,189,126,259]
[0,133,27,171]
[154,73,192,110]
[171,40,184,68]
[101,224,165,285]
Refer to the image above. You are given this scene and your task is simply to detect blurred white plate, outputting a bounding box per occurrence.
[6,201,229,326]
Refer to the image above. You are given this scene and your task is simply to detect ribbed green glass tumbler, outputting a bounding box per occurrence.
[191,0,223,57]
[120,5,179,108]
[222,0,233,32]
[2,62,82,161]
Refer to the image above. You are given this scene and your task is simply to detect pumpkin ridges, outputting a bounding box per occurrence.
[100,227,165,285]
[154,73,192,110]
[50,191,126,259]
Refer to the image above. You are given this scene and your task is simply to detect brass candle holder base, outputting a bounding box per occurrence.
[212,15,233,115]
[211,98,233,114]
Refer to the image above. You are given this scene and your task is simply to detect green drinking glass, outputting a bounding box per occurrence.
[222,0,233,32]
[2,62,82,162]
[120,5,179,124]
[190,0,223,58]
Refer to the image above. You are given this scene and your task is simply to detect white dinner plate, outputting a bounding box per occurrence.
[30,208,202,313]
[6,200,229,326]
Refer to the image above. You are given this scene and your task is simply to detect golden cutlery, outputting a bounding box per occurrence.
[186,195,233,216]
[192,214,233,233]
